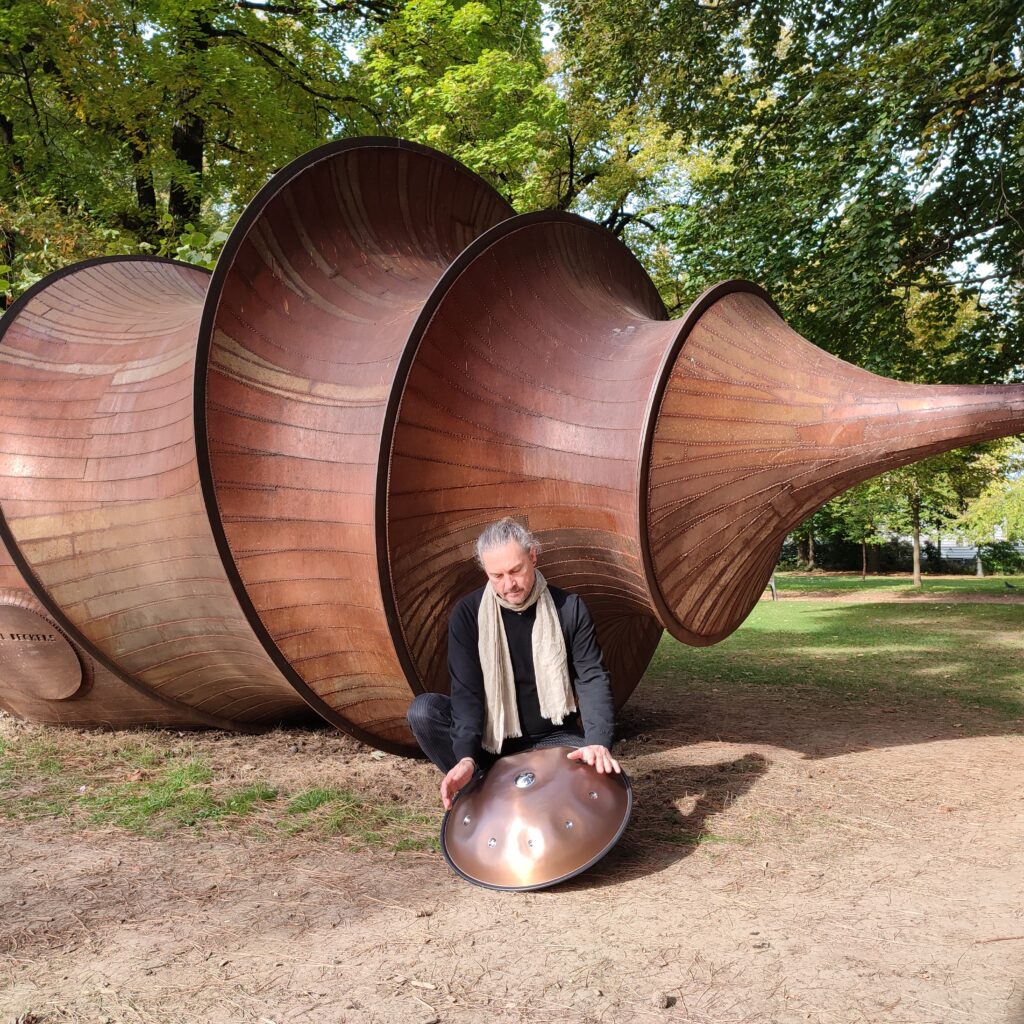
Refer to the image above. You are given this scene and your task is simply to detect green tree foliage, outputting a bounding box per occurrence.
[1,0,384,297]
[0,0,697,301]
[4,0,1023,409]
[828,481,894,578]
[957,441,1024,543]
[554,0,1024,380]
[812,442,1015,580]
[355,0,563,209]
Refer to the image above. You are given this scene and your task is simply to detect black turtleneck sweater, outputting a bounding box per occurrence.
[447,584,616,764]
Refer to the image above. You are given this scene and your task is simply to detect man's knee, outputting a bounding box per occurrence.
[407,691,450,733]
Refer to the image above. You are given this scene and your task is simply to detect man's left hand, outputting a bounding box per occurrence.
[567,745,620,774]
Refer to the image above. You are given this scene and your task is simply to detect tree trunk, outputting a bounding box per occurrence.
[168,12,210,226]
[796,535,808,567]
[169,113,204,225]
[861,540,867,580]
[976,552,985,577]
[807,529,816,571]
[129,132,158,237]
[0,112,20,172]
[911,500,922,587]
[0,113,15,309]
[868,545,879,574]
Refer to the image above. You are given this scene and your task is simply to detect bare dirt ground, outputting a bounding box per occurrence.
[3,621,1024,1023]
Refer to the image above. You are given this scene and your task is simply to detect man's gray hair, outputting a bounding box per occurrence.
[475,517,540,566]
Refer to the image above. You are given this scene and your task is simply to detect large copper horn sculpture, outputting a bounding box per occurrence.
[382,213,1024,695]
[0,257,310,728]
[2,137,1023,748]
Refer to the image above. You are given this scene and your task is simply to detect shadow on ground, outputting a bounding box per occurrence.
[551,752,769,890]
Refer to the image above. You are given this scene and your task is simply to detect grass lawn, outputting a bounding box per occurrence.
[647,597,1024,717]
[2,583,1020,845]
[774,570,1021,594]
[0,730,437,849]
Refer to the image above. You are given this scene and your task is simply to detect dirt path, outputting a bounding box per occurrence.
[3,682,1024,1024]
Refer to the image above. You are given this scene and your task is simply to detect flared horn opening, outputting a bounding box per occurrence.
[0,257,300,728]
[384,212,674,708]
[196,138,514,753]
[643,284,1024,646]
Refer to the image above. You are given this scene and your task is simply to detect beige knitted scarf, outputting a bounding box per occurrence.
[477,569,576,754]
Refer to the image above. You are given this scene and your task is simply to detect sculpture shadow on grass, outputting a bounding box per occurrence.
[632,598,1024,761]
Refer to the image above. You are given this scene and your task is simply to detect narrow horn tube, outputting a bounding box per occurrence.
[641,283,1024,645]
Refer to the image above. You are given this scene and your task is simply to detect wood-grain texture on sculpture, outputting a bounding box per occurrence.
[196,140,514,752]
[0,542,210,727]
[1,137,1022,749]
[384,214,672,707]
[0,259,309,729]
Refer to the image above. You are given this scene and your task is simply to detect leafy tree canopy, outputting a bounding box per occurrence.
[3,0,1023,403]
[555,0,1024,381]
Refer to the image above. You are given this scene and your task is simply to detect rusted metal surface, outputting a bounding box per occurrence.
[2,138,1024,746]
[0,258,310,729]
[441,745,632,890]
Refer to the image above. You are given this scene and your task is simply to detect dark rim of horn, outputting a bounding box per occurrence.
[636,279,781,638]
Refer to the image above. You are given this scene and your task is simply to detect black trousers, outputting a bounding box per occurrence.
[407,692,586,773]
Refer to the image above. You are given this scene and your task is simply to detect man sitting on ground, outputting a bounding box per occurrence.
[407,517,621,809]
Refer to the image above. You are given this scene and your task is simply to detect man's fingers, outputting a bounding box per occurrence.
[566,745,623,775]
[441,762,476,810]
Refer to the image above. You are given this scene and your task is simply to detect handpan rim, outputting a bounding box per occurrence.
[194,137,516,754]
[440,745,634,892]
[0,257,244,732]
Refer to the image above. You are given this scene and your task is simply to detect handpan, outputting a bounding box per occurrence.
[441,746,633,891]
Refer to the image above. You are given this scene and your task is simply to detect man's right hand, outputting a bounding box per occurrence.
[441,756,477,810]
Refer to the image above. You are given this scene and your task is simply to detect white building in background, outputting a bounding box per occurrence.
[923,531,1024,563]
